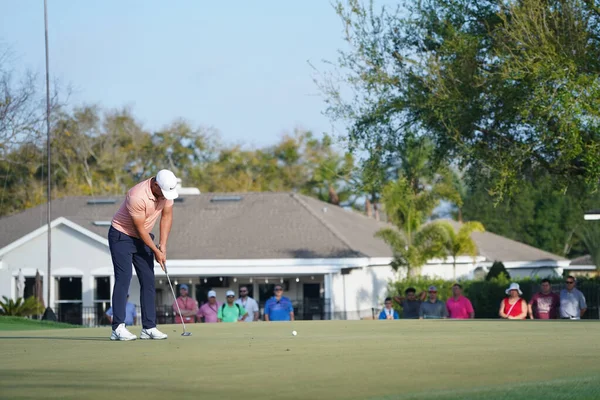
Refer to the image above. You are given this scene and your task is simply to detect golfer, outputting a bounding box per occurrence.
[108,169,178,341]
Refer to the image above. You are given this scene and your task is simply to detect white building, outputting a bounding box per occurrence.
[0,191,570,324]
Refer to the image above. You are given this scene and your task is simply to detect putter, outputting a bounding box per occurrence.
[159,245,192,337]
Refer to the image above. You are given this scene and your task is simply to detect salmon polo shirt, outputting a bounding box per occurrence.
[111,178,173,237]
[446,296,474,319]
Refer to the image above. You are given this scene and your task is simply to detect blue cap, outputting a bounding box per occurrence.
[180,284,189,291]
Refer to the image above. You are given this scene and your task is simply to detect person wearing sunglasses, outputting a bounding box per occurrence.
[419,286,448,319]
[235,286,259,322]
[264,285,294,322]
[559,276,587,320]
[218,290,248,323]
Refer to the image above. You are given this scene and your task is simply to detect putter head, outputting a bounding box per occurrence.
[182,332,192,336]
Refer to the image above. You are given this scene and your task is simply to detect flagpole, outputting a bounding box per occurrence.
[42,0,56,321]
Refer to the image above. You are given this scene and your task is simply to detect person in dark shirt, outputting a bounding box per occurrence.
[394,287,426,319]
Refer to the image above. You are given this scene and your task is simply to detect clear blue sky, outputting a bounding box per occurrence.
[0,1,356,148]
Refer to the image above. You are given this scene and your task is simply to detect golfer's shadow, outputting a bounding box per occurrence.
[0,336,108,341]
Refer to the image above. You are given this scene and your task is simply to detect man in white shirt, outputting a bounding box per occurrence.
[235,286,259,322]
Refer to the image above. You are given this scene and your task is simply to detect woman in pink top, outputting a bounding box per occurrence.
[446,283,475,319]
[499,283,528,320]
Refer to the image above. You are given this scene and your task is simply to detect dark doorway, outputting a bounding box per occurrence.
[258,284,275,303]
[303,283,322,320]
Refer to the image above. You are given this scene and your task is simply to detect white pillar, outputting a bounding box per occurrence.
[325,273,334,319]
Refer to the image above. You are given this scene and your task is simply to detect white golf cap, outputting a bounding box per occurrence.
[226,290,235,297]
[207,290,216,298]
[155,169,179,200]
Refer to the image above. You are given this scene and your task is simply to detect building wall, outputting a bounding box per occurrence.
[0,224,112,308]
[330,266,397,320]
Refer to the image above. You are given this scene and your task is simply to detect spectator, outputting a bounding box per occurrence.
[560,276,587,319]
[499,283,527,320]
[446,283,475,319]
[173,284,198,324]
[264,284,294,321]
[393,287,426,319]
[106,294,137,326]
[236,286,259,322]
[528,279,560,320]
[218,290,248,323]
[379,297,399,320]
[419,286,448,319]
[196,290,220,323]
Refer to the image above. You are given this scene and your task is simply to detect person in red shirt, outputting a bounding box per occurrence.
[446,283,475,319]
[173,284,198,324]
[499,283,528,320]
[528,279,559,319]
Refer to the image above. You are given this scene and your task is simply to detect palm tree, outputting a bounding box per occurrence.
[0,296,44,317]
[435,221,485,280]
[576,222,600,270]
[375,175,451,276]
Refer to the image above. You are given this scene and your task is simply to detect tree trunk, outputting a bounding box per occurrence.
[453,261,457,281]
[365,198,372,217]
[328,185,340,205]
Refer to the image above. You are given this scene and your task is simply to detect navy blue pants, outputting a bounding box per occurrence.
[108,226,157,330]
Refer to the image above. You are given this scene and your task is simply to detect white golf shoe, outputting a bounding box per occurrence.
[110,323,137,341]
[140,327,168,340]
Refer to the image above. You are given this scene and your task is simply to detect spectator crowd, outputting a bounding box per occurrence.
[167,283,294,323]
[379,276,587,320]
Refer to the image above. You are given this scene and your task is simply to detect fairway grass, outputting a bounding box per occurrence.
[1,320,599,400]
[0,316,81,331]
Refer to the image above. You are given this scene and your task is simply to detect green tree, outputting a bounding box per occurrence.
[576,222,600,270]
[375,136,461,275]
[322,0,600,200]
[375,177,448,275]
[486,261,511,281]
[434,221,485,280]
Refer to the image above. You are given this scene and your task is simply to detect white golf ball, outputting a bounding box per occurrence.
[292,330,297,336]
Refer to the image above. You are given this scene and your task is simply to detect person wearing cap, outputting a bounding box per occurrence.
[173,284,198,324]
[197,290,220,323]
[106,294,137,326]
[446,283,475,319]
[419,286,448,319]
[264,285,294,322]
[108,169,179,341]
[499,283,528,320]
[218,290,248,323]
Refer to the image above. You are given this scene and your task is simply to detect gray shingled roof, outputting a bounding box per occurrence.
[0,193,394,259]
[438,219,567,262]
[570,255,593,266]
[0,194,567,262]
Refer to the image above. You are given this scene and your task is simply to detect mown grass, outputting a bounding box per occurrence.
[0,316,82,331]
[0,319,599,400]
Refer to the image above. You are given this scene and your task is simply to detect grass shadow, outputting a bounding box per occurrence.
[0,336,108,341]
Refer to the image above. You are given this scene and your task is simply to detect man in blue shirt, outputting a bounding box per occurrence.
[106,294,137,326]
[264,285,294,321]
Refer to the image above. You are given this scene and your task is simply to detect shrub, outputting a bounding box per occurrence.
[0,296,44,317]
[486,261,510,281]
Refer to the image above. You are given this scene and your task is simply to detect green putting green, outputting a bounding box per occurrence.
[0,320,599,400]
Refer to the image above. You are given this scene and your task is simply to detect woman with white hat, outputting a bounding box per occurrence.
[499,283,528,320]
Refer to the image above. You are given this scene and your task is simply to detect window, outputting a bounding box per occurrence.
[94,277,111,301]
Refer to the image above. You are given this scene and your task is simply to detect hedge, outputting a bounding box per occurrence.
[388,275,600,319]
